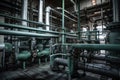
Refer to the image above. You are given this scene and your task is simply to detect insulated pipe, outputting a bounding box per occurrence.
[64,44,120,51]
[80,54,120,64]
[78,63,120,79]
[22,0,28,26]
[45,6,51,30]
[38,0,43,23]
[53,58,120,78]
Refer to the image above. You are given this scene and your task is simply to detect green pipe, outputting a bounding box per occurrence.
[77,0,81,40]
[0,14,44,26]
[62,0,65,44]
[5,43,13,52]
[64,44,120,51]
[0,22,77,37]
[62,0,66,54]
[37,48,50,57]
[17,51,31,61]
[0,30,58,37]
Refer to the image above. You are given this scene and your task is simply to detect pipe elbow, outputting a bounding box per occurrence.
[46,6,51,13]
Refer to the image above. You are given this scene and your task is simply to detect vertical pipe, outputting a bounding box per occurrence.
[45,6,51,30]
[77,0,81,40]
[62,0,65,43]
[62,0,66,54]
[113,0,120,22]
[101,0,103,32]
[22,0,28,26]
[38,0,43,23]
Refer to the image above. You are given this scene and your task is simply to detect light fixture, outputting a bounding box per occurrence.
[91,0,96,5]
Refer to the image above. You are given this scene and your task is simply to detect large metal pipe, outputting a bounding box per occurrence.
[78,63,120,79]
[53,58,120,78]
[64,44,120,51]
[45,6,51,30]
[80,54,120,64]
[38,0,43,23]
[22,0,28,26]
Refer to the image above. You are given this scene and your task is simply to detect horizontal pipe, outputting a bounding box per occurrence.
[53,57,120,78]
[80,54,120,64]
[0,14,44,26]
[0,22,77,37]
[0,44,5,49]
[51,8,77,22]
[0,30,58,37]
[78,63,120,78]
[64,44,120,51]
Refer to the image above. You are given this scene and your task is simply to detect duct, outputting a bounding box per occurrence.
[38,0,43,23]
[0,30,58,38]
[22,0,28,26]
[45,6,51,30]
[64,44,120,51]
[78,63,120,79]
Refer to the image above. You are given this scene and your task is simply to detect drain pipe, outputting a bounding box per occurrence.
[45,6,51,30]
[38,0,43,23]
[22,0,28,26]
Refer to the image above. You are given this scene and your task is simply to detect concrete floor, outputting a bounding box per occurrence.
[0,63,101,80]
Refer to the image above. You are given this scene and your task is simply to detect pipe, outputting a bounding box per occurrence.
[113,0,120,22]
[53,58,120,78]
[64,44,120,51]
[38,0,43,23]
[0,14,44,26]
[45,6,51,30]
[0,22,77,37]
[51,9,77,22]
[80,54,120,64]
[0,30,58,37]
[77,0,81,40]
[78,63,120,79]
[22,0,28,26]
[56,7,77,19]
[0,44,5,49]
